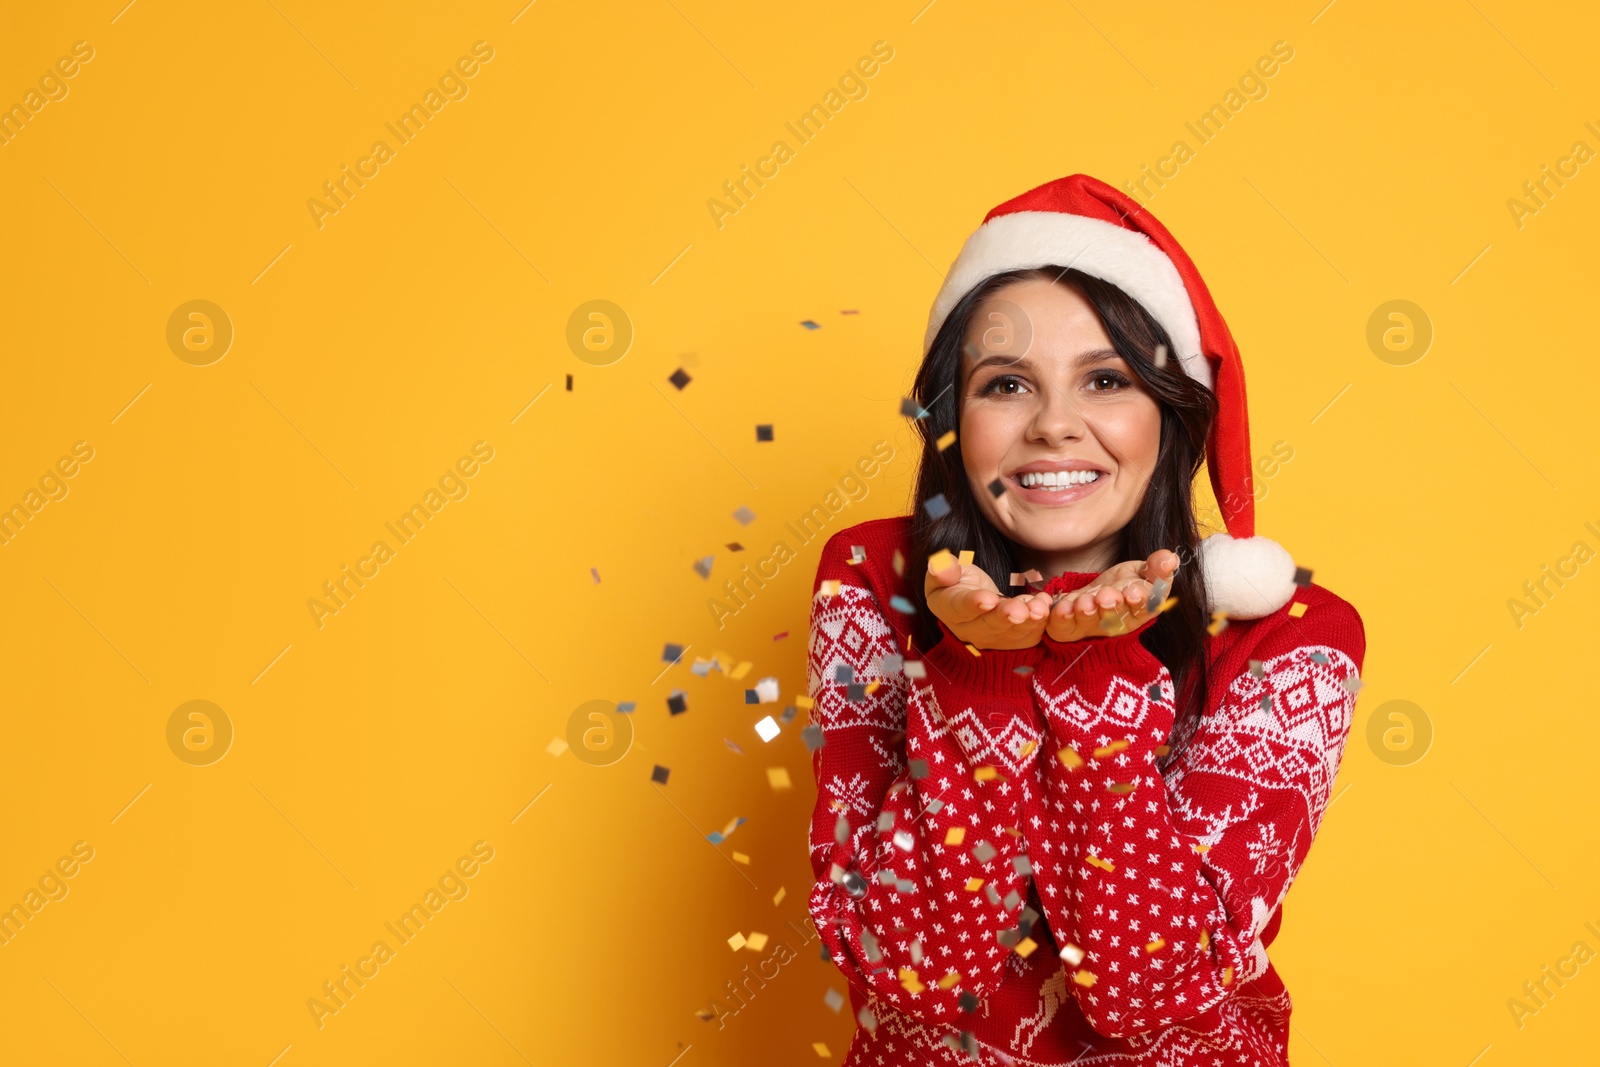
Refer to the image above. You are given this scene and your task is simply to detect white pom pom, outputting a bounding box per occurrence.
[1196,533,1297,620]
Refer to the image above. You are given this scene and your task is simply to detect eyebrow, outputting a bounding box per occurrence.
[967,347,1123,375]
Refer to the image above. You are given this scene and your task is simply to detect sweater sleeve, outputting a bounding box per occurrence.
[805,533,1051,1024]
[1023,594,1366,1038]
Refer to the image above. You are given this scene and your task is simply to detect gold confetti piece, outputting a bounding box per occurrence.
[728,932,747,951]
[1057,746,1084,770]
[893,548,905,575]
[733,851,750,865]
[1154,744,1171,756]
[928,548,958,574]
[1192,843,1211,853]
[1001,826,1024,838]
[1288,602,1308,618]
[1092,739,1129,757]
[1014,937,1038,958]
[546,737,568,757]
[865,680,882,695]
[1342,675,1365,694]
[768,767,793,791]
[1084,853,1115,872]
[1023,568,1043,582]
[1145,937,1166,953]
[1016,739,1037,758]
[1206,615,1229,636]
[937,972,961,989]
[974,766,1000,782]
[813,1042,832,1058]
[1059,941,1085,966]
[944,827,966,846]
[773,886,787,906]
[959,549,975,565]
[963,643,982,657]
[1107,782,1136,794]
[936,429,957,450]
[1156,595,1179,614]
[1200,930,1211,950]
[1072,969,1097,988]
[796,695,815,710]
[821,579,842,596]
[747,931,769,952]
[898,967,925,993]
[964,877,984,891]
[1222,965,1234,986]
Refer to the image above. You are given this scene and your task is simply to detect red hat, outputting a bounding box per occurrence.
[926,174,1296,619]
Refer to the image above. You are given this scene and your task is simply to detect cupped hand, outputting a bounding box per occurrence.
[924,551,1054,651]
[1043,548,1181,644]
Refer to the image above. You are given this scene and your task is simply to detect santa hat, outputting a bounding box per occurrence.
[925,173,1296,619]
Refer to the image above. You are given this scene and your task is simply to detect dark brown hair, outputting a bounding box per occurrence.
[904,267,1220,767]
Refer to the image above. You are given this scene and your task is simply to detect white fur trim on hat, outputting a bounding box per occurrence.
[1196,532,1297,619]
[925,210,1210,391]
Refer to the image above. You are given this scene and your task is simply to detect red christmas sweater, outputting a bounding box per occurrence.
[805,515,1366,1066]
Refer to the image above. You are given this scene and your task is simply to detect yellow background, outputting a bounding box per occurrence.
[1,1,1596,1063]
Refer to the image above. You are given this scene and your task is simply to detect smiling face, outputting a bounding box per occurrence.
[958,276,1163,575]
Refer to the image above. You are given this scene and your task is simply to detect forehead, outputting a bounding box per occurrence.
[963,279,1114,356]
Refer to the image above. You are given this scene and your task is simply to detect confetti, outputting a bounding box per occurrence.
[928,548,958,574]
[892,548,905,575]
[971,840,997,863]
[841,309,858,315]
[1309,651,1329,664]
[900,397,929,419]
[1342,675,1365,694]
[1014,937,1039,958]
[898,967,925,993]
[903,660,927,679]
[767,767,793,790]
[617,702,636,713]
[1222,965,1235,986]
[730,660,753,680]
[755,716,780,742]
[733,506,755,525]
[565,373,573,390]
[988,477,1006,497]
[1146,937,1166,953]
[1092,740,1129,757]
[944,827,966,846]
[756,424,774,441]
[1249,659,1265,678]
[728,932,747,951]
[1293,565,1314,587]
[662,642,685,663]
[936,429,957,451]
[724,738,744,754]
[1108,782,1136,794]
[1207,611,1230,636]
[732,851,750,865]
[800,320,820,330]
[727,542,744,552]
[773,630,788,640]
[821,578,842,596]
[1057,746,1084,770]
[1153,343,1168,369]
[889,594,916,614]
[824,988,845,1013]
[707,816,746,844]
[773,886,786,905]
[746,931,769,951]
[812,1043,832,1058]
[1200,930,1211,950]
[1059,941,1085,966]
[908,757,929,779]
[1084,853,1114,872]
[1072,970,1097,988]
[651,765,670,784]
[668,691,688,715]
[693,556,714,579]
[546,737,568,757]
[590,567,600,583]
[669,367,691,389]
[937,972,961,989]
[973,766,1000,782]
[923,494,950,520]
[958,550,975,564]
[964,877,984,891]
[801,724,825,751]
[1288,602,1308,618]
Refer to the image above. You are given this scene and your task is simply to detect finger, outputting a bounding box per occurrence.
[927,548,963,587]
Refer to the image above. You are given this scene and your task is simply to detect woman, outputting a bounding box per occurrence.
[805,174,1366,1065]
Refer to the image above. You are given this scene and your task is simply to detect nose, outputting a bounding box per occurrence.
[1026,384,1088,446]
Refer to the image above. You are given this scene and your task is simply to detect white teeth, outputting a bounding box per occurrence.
[1019,470,1101,489]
